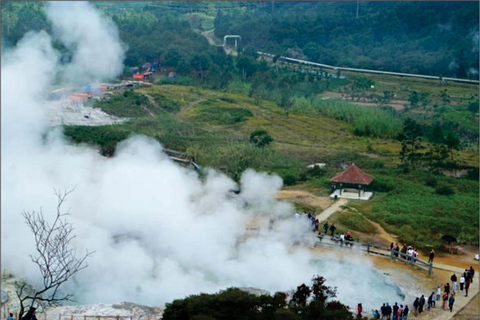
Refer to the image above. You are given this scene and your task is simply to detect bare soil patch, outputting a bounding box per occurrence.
[275,189,332,212]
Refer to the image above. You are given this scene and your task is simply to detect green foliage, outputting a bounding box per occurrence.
[214,2,479,79]
[351,170,479,249]
[249,130,273,148]
[148,93,180,112]
[291,97,402,139]
[63,125,131,157]
[435,185,455,196]
[397,118,423,169]
[331,209,377,234]
[424,176,438,188]
[94,91,156,117]
[467,100,479,113]
[354,77,374,89]
[162,277,353,320]
[196,104,253,125]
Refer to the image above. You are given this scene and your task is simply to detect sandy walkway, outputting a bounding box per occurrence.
[315,198,349,222]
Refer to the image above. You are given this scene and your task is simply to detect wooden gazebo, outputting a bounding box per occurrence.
[330,163,374,200]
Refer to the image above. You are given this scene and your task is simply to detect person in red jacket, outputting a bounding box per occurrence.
[357,303,363,317]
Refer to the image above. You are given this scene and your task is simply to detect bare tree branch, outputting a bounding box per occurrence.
[17,188,93,320]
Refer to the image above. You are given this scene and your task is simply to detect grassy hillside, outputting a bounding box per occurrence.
[63,75,479,250]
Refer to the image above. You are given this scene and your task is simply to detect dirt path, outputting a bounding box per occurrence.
[201,29,221,46]
[275,189,332,211]
[138,92,156,117]
[316,199,348,222]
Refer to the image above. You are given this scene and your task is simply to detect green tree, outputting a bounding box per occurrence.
[249,130,273,148]
[398,118,423,169]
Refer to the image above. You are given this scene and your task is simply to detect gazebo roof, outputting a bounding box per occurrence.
[330,163,374,185]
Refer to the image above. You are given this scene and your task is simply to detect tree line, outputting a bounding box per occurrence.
[214,1,479,79]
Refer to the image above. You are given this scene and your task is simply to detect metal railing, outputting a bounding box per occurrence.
[314,237,433,275]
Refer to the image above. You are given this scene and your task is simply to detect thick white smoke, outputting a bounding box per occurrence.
[1,1,403,312]
[45,1,125,84]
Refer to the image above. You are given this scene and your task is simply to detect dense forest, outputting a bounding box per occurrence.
[214,1,479,79]
[3,2,478,80]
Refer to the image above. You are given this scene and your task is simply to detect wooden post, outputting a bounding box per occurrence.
[428,263,432,276]
[116,316,120,320]
[367,243,370,253]
[84,316,87,320]
[71,315,74,320]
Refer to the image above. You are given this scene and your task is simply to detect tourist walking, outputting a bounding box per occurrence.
[323,222,329,234]
[465,275,471,297]
[357,303,363,318]
[468,266,475,282]
[380,303,386,319]
[7,313,14,320]
[460,275,465,291]
[403,305,409,320]
[329,223,336,236]
[451,274,458,293]
[427,292,433,310]
[428,249,435,263]
[418,295,425,314]
[401,244,407,259]
[413,297,419,316]
[442,292,448,309]
[444,282,450,295]
[407,247,414,261]
[436,285,441,301]
[448,294,455,312]
[392,303,399,320]
[430,292,436,308]
[397,305,403,320]
[385,303,392,320]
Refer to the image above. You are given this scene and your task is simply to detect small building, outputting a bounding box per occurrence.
[133,72,152,80]
[329,163,374,200]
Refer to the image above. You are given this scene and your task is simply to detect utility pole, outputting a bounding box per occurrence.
[356,1,359,18]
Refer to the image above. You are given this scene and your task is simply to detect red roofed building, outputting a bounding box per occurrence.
[330,163,374,200]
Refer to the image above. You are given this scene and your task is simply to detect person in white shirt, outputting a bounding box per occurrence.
[459,275,465,291]
[340,233,345,246]
[407,248,414,261]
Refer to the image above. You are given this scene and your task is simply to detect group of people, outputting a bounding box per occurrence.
[371,302,409,319]
[446,267,475,298]
[389,243,421,262]
[362,266,475,319]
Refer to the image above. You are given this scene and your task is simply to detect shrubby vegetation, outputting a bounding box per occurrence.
[291,96,402,138]
[162,276,354,320]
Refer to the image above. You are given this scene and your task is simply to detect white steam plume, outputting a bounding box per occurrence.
[1,1,404,312]
[45,1,125,84]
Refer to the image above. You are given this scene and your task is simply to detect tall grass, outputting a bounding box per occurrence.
[291,96,402,139]
[226,79,251,95]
